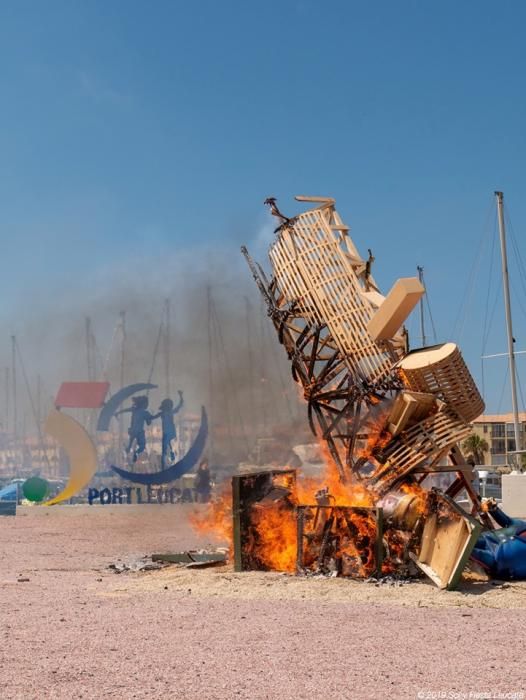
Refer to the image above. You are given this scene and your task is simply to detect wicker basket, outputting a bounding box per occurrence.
[396,343,484,423]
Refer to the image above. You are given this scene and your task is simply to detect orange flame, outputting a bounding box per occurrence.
[399,481,428,518]
[354,405,392,462]
[189,397,427,577]
[296,441,374,507]
[246,500,297,573]
[189,482,233,555]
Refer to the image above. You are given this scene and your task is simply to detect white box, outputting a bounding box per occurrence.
[501,474,526,518]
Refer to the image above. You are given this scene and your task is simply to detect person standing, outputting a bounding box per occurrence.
[116,396,155,463]
[194,459,211,503]
[153,391,184,468]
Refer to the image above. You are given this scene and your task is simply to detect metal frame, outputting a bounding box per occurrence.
[242,243,403,484]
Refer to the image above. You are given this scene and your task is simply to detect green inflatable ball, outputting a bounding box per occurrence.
[23,477,49,503]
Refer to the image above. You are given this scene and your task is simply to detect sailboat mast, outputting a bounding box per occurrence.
[85,316,95,382]
[118,311,126,456]
[417,265,426,347]
[495,191,521,458]
[5,367,9,435]
[164,298,171,397]
[11,336,17,448]
[206,285,214,465]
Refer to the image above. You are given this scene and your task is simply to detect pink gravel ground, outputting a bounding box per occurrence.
[1,505,525,699]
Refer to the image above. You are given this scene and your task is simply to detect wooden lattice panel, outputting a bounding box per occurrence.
[269,206,396,383]
[378,409,472,488]
[397,343,484,423]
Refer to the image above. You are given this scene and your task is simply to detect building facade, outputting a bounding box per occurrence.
[471,412,526,466]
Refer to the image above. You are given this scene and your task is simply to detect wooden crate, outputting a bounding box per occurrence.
[269,204,401,383]
[410,492,482,590]
[374,409,472,491]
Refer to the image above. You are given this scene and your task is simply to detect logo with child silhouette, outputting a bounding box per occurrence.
[110,390,208,486]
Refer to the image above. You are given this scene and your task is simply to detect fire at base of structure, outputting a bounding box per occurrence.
[231,469,481,589]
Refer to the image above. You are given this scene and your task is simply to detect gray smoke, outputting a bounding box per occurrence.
[1,228,309,464]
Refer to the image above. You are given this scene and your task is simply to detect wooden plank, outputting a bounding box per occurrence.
[411,493,482,590]
[387,390,436,436]
[295,195,336,203]
[232,476,243,572]
[151,552,226,565]
[375,507,384,577]
[367,277,424,341]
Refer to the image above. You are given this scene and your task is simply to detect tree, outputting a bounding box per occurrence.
[462,433,489,465]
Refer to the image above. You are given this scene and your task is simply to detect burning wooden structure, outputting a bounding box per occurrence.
[237,196,489,588]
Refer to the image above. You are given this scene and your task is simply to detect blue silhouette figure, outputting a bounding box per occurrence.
[115,395,155,463]
[471,501,526,580]
[153,391,184,468]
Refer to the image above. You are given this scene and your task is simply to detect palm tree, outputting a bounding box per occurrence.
[462,433,489,465]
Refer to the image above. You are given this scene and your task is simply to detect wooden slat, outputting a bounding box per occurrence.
[270,205,401,384]
[373,409,471,490]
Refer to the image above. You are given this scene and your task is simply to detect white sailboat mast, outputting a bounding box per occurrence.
[495,191,522,457]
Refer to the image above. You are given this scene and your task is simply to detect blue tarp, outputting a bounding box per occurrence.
[0,483,18,501]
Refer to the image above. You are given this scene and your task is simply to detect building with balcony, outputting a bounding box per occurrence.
[471,412,526,466]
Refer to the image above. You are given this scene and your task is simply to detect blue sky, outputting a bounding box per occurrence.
[1,0,525,412]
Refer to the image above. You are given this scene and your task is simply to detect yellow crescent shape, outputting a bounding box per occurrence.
[43,408,98,506]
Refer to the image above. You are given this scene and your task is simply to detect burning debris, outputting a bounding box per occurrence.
[151,551,228,568]
[296,504,381,578]
[199,195,494,590]
[109,550,228,573]
[108,556,169,573]
[228,466,481,589]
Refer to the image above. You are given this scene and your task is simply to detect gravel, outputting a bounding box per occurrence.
[1,504,525,699]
